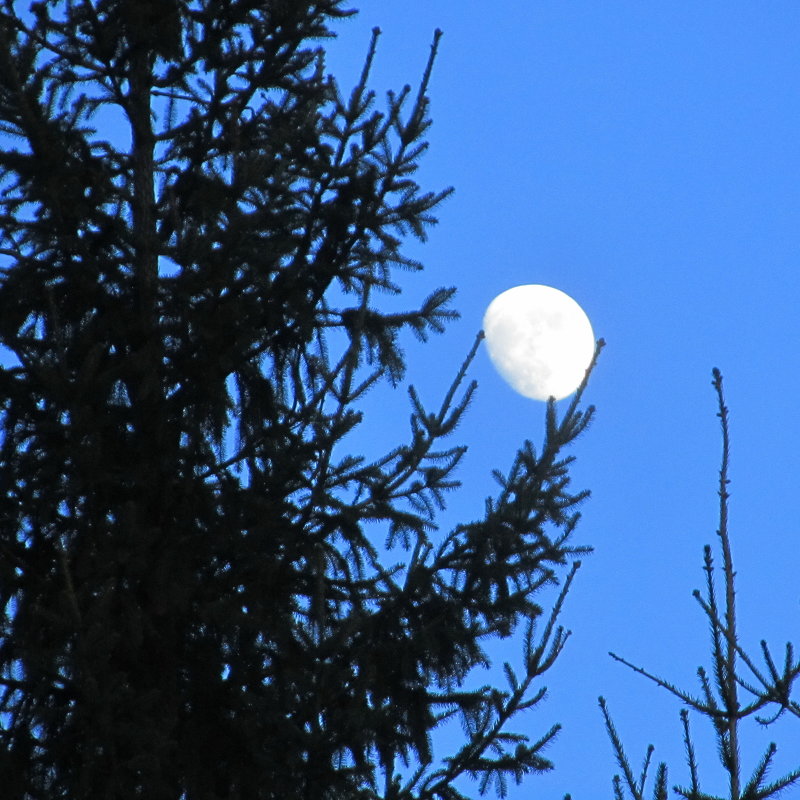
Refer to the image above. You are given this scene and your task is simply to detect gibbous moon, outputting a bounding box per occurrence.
[483,285,594,401]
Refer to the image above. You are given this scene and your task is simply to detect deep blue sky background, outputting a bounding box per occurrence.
[325,3,800,797]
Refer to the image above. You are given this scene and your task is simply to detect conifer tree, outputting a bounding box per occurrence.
[0,2,599,798]
[601,370,800,800]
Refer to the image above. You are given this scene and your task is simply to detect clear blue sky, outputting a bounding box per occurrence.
[325,3,800,797]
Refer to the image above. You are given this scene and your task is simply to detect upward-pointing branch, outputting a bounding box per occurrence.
[712,367,740,798]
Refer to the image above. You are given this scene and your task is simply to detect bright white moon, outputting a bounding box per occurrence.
[483,285,594,401]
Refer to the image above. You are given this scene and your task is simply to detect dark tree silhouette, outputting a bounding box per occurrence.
[601,370,800,800]
[0,3,599,798]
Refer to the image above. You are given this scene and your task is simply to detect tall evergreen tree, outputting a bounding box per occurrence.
[0,3,599,798]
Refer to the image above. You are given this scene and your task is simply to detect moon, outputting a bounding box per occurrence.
[482,285,594,401]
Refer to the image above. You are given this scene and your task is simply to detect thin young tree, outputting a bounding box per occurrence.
[0,2,599,798]
[600,370,800,800]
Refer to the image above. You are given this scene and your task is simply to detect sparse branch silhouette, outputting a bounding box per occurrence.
[601,370,800,800]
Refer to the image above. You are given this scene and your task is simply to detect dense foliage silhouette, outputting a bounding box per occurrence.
[0,3,598,798]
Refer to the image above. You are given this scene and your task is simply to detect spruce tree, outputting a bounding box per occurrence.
[0,3,599,798]
[600,370,800,800]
